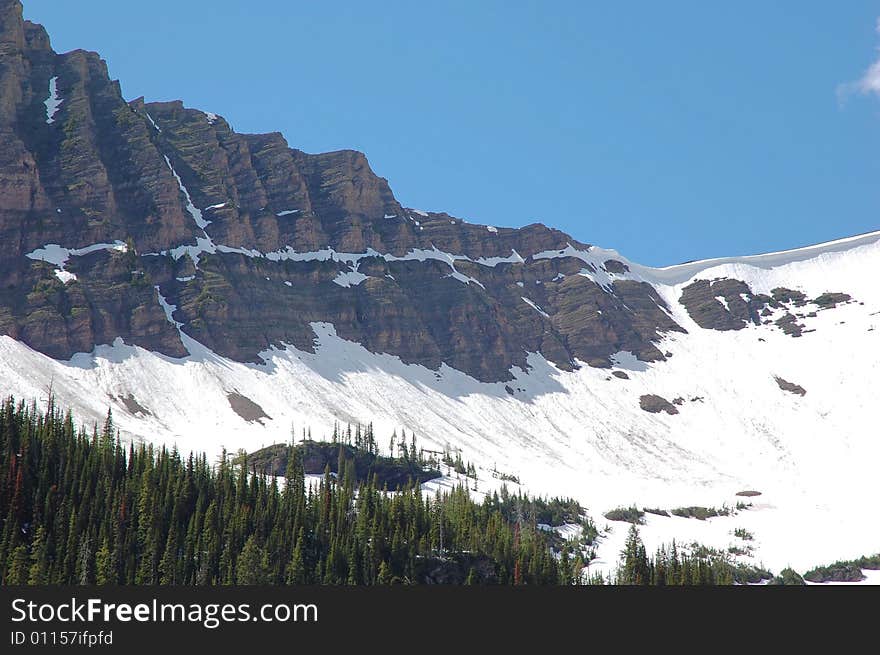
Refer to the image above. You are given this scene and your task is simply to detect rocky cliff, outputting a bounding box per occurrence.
[0,0,685,381]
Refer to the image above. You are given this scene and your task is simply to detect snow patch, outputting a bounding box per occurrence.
[533,243,638,292]
[26,241,127,268]
[475,250,524,267]
[521,297,549,318]
[54,270,77,284]
[332,270,368,288]
[155,288,182,329]
[44,77,63,124]
[145,113,161,132]
[609,350,649,372]
[164,155,210,229]
[167,236,217,268]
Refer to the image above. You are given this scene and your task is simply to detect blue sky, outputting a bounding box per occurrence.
[23,1,880,266]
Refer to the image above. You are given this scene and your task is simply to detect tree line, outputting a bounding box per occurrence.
[2,394,786,586]
[0,396,577,585]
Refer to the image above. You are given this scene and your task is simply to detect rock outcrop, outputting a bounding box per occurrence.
[774,376,806,396]
[639,394,679,415]
[680,278,855,340]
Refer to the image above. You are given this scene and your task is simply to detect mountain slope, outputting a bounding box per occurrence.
[0,0,877,577]
[2,228,878,575]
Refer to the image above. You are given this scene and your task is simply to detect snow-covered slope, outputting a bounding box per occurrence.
[2,230,878,577]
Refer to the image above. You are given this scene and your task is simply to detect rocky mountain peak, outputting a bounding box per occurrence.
[0,7,686,382]
[22,19,49,50]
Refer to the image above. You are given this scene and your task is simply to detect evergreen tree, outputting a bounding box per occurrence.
[286,528,306,585]
[236,535,266,585]
[377,560,392,585]
[7,544,30,584]
[95,538,115,585]
[619,524,651,585]
[27,526,49,585]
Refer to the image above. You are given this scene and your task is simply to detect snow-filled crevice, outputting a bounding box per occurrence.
[164,155,210,229]
[146,113,161,132]
[521,297,549,318]
[44,76,63,124]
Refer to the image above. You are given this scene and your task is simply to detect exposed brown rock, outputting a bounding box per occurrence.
[774,313,803,337]
[679,278,766,330]
[639,394,679,415]
[812,292,851,309]
[227,392,271,424]
[0,249,186,359]
[603,259,629,274]
[770,287,807,306]
[683,280,854,340]
[0,6,690,382]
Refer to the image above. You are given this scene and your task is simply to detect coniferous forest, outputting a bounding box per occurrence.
[0,395,794,586]
[0,396,581,585]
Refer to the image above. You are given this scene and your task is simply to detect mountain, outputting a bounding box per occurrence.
[1,0,878,578]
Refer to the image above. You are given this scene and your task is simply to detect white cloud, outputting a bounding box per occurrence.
[857,59,880,95]
[838,17,880,102]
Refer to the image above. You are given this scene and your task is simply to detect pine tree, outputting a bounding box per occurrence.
[27,526,49,585]
[619,524,651,585]
[236,535,266,585]
[377,560,392,585]
[7,544,30,584]
[286,528,306,585]
[95,538,115,585]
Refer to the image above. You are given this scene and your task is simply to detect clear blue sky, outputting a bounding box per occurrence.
[22,1,880,266]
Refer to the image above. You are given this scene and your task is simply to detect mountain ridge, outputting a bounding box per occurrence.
[1,0,683,381]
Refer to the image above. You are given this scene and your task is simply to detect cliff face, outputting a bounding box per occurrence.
[0,0,683,381]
